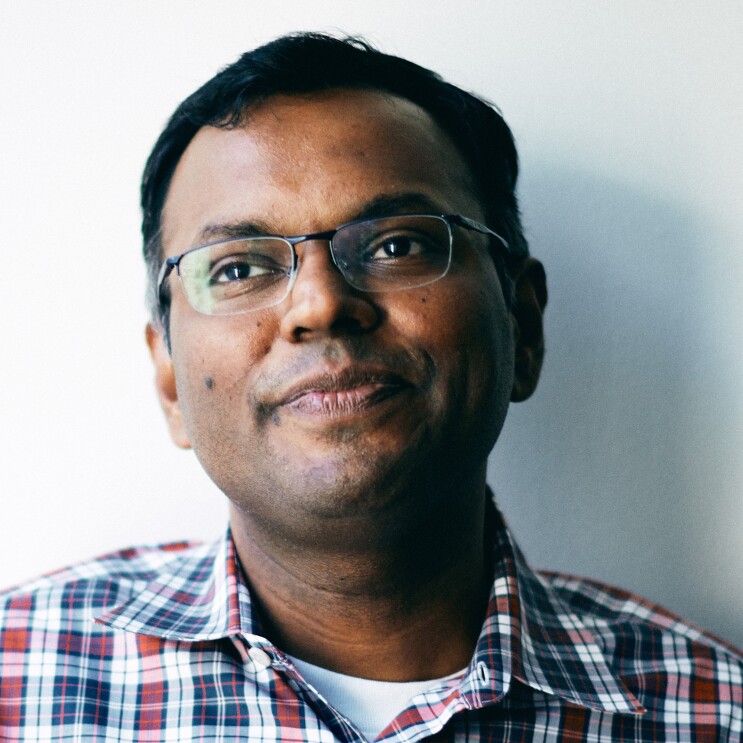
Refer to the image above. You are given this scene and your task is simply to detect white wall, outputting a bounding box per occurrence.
[1,1,741,649]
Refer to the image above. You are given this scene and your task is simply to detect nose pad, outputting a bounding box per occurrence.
[279,241,379,340]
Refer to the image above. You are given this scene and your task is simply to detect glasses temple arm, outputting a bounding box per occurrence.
[448,214,511,254]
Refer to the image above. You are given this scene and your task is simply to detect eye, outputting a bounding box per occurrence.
[210,258,272,284]
[207,245,293,285]
[373,236,417,258]
[365,231,439,260]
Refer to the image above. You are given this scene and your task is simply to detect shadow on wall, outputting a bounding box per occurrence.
[488,164,743,649]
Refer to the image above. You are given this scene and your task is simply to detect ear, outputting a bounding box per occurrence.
[145,322,191,449]
[509,258,547,402]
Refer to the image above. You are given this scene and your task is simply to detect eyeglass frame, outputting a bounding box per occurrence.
[156,213,512,315]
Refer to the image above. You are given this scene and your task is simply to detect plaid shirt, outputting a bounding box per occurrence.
[1,503,741,742]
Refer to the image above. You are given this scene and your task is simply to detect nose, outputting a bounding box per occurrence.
[278,241,379,342]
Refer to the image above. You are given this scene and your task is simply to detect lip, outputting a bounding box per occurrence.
[277,368,410,417]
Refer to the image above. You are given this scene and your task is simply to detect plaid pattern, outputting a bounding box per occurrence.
[1,503,741,742]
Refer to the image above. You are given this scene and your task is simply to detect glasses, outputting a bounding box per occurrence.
[157,213,510,316]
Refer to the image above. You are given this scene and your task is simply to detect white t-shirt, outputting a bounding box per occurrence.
[287,655,465,741]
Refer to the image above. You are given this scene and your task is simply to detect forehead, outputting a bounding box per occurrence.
[161,89,481,254]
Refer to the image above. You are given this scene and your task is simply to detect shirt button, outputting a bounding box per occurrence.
[476,661,490,684]
[248,647,272,670]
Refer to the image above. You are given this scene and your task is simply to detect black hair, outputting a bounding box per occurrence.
[141,32,529,334]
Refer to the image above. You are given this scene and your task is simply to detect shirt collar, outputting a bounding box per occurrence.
[95,498,643,715]
[463,498,644,715]
[95,531,261,642]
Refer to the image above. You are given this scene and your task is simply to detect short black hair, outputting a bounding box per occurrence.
[141,32,529,334]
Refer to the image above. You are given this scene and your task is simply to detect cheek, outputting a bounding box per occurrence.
[169,311,276,441]
[397,279,513,392]
[453,277,513,386]
[411,275,510,344]
[390,280,514,461]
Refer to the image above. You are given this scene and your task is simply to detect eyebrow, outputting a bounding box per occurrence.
[195,192,447,245]
[198,219,275,244]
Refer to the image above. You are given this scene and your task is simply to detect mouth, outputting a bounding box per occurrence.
[278,369,410,418]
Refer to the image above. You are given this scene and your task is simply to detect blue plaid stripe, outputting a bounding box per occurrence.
[1,503,741,741]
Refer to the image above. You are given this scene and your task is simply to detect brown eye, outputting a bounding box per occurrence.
[378,236,415,257]
[364,231,441,261]
[211,260,264,284]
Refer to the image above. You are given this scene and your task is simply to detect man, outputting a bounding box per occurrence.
[1,33,741,742]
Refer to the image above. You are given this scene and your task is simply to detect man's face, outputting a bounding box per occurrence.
[152,89,518,538]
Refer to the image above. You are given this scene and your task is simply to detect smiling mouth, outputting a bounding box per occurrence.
[278,371,409,419]
[286,384,404,416]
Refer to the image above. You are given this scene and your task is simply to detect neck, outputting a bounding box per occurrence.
[229,474,491,681]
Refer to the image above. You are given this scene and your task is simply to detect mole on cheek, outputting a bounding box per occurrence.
[271,412,281,426]
[204,376,214,390]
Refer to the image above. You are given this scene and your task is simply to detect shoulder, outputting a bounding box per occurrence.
[0,541,201,632]
[539,571,743,716]
[541,570,742,657]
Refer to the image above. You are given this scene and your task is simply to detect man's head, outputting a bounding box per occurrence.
[142,33,530,338]
[143,34,546,549]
